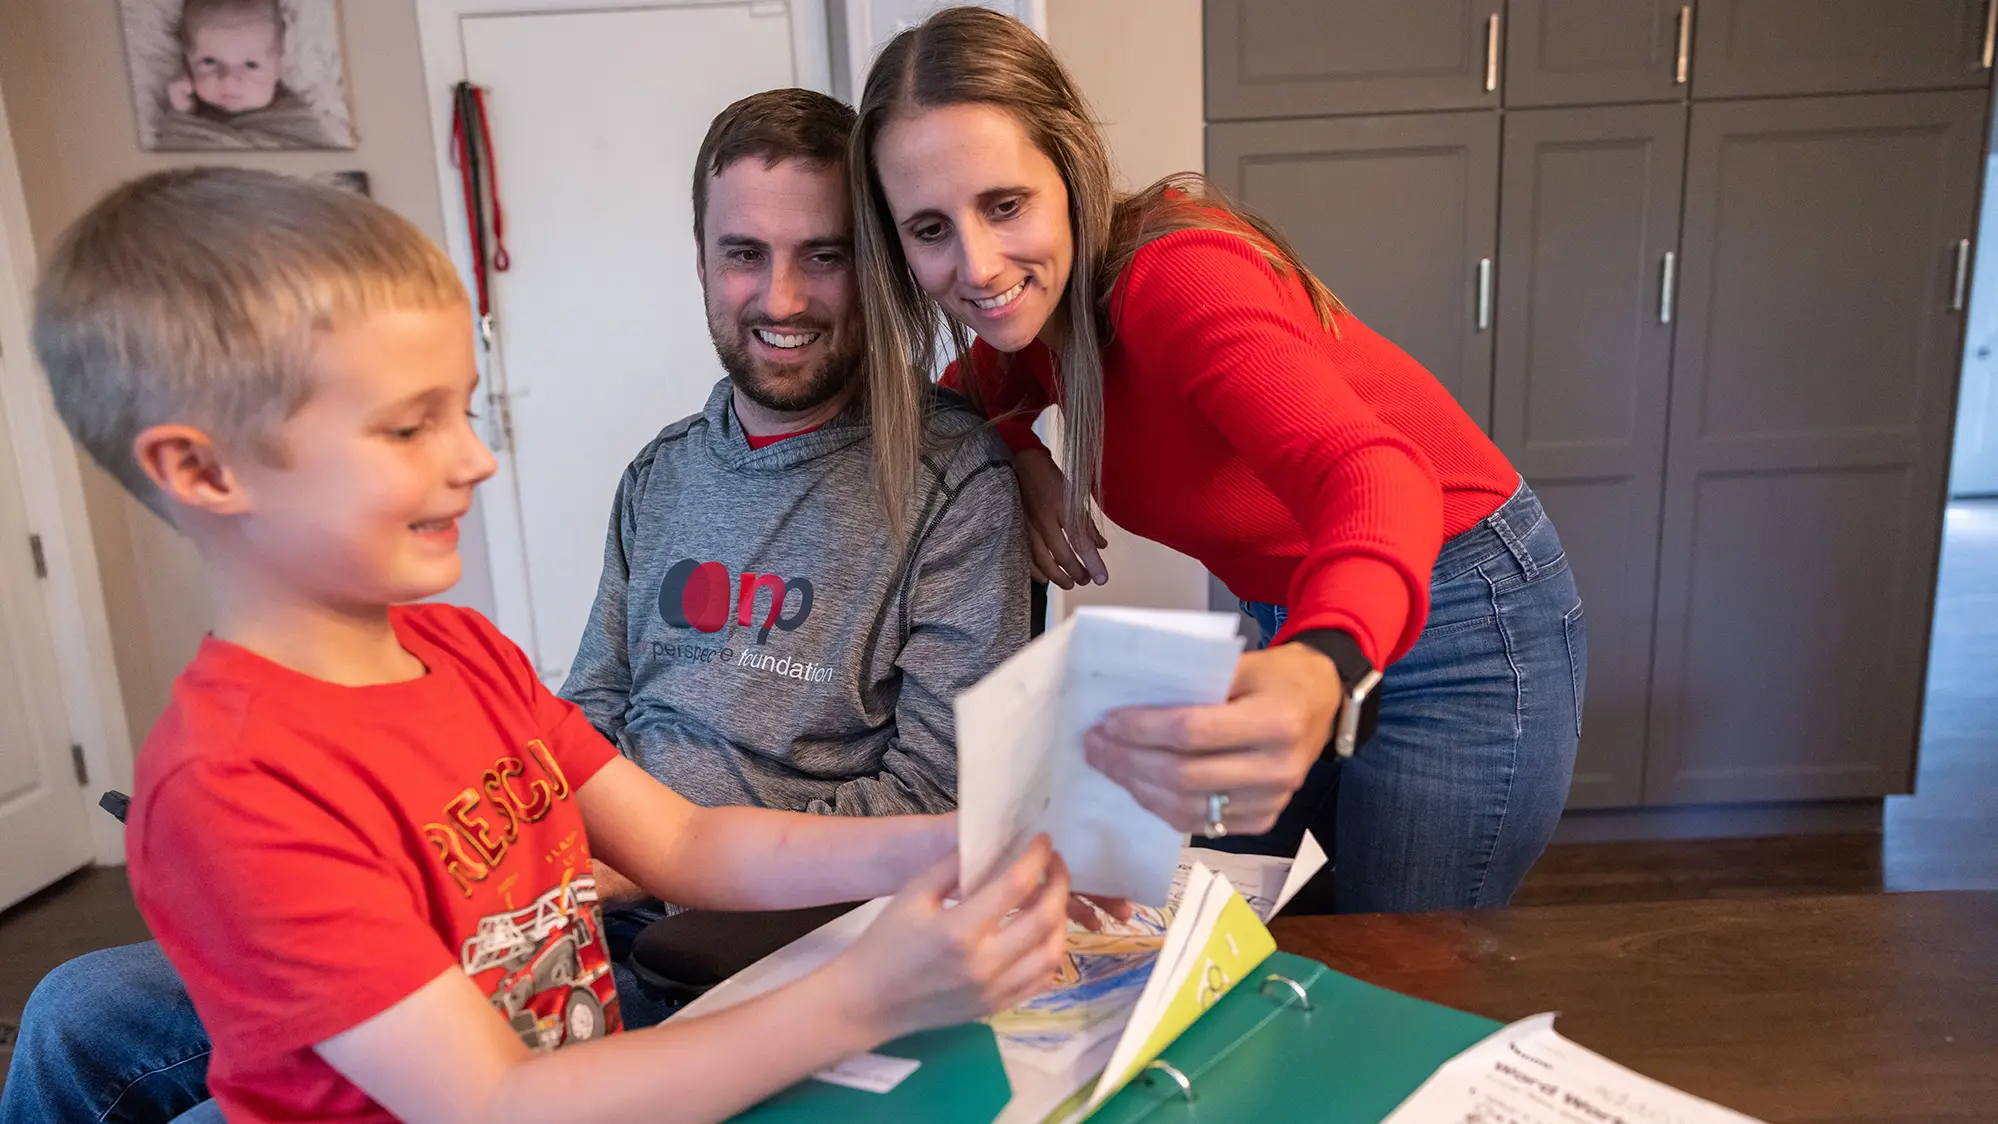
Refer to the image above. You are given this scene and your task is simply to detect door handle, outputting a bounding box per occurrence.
[1485,13,1501,92]
[1953,238,1972,313]
[1675,5,1692,83]
[1476,258,1493,331]
[1985,0,1996,68]
[1660,251,1677,324]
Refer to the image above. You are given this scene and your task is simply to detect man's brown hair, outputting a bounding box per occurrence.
[690,88,856,253]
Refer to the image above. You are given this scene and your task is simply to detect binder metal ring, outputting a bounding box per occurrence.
[1144,1059,1195,1102]
[1261,973,1312,1011]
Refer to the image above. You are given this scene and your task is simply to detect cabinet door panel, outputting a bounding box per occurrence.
[1208,112,1500,426]
[1494,104,1687,807]
[1206,0,1504,119]
[1648,92,1984,804]
[1505,0,1688,106]
[1691,0,1989,98]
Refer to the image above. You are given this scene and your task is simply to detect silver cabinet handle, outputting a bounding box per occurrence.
[1660,251,1677,324]
[1676,5,1692,83]
[1485,13,1500,92]
[1984,0,1995,68]
[1476,258,1493,330]
[1952,238,1972,312]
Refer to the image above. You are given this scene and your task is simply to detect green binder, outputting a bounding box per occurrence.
[729,1022,1012,1123]
[1088,951,1501,1122]
[730,951,1498,1122]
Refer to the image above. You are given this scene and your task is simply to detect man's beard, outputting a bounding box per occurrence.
[710,316,863,414]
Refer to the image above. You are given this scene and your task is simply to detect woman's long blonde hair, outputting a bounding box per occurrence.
[851,6,1343,533]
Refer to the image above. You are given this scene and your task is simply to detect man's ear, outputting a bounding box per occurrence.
[695,246,707,291]
[132,424,252,516]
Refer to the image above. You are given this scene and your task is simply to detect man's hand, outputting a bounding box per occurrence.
[1013,447,1108,589]
[1082,643,1342,835]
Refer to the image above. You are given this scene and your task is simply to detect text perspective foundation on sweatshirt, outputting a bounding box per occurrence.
[946,227,1519,670]
[559,379,1031,816]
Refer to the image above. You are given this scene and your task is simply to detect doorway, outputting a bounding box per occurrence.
[422,0,831,683]
[0,238,99,912]
[1895,125,1998,892]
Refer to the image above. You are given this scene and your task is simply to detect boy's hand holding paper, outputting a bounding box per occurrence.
[955,608,1245,906]
[834,835,1075,1043]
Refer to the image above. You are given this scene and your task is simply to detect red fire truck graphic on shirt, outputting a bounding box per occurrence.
[461,875,621,1051]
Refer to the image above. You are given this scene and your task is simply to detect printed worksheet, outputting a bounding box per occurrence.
[956,607,1245,905]
[1385,1014,1767,1124]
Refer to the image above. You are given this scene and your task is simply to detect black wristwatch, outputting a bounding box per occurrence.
[1287,629,1383,759]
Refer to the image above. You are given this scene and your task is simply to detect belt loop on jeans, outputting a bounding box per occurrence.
[1485,484,1540,581]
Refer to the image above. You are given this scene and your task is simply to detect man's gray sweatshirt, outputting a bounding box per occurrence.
[559,379,1029,816]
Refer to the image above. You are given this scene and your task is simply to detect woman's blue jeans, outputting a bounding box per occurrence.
[1221,481,1586,913]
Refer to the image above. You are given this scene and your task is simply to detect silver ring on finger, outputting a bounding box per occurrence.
[1205,792,1230,838]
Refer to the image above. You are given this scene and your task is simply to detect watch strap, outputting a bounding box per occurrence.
[1287,629,1381,758]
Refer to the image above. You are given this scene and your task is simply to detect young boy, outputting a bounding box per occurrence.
[33,166,1071,1123]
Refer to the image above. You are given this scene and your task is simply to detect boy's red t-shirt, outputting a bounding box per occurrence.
[126,603,622,1124]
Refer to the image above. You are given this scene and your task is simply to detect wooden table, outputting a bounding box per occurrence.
[1271,892,1998,1124]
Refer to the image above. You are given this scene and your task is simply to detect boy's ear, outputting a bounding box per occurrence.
[132,424,252,516]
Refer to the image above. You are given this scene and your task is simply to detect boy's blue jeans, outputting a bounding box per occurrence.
[0,909,677,1124]
[1220,481,1586,912]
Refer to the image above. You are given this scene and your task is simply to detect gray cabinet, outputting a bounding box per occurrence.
[1208,113,1499,427]
[1691,0,1991,98]
[1206,0,1503,119]
[1204,2,1992,815]
[1494,104,1687,807]
[1646,91,1985,804]
[1504,0,1691,106]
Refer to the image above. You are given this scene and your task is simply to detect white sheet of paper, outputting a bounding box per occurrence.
[1173,830,1325,921]
[1272,830,1327,916]
[957,607,1244,905]
[956,618,1072,899]
[1083,862,1239,1112]
[674,898,887,1020]
[811,1052,921,1094]
[1385,1013,1767,1124]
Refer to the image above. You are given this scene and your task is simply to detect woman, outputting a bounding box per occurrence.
[849,7,1584,912]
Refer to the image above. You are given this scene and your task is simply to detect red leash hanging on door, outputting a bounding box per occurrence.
[450,81,511,350]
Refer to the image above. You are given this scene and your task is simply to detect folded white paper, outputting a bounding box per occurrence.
[1386,1013,1767,1124]
[956,607,1244,906]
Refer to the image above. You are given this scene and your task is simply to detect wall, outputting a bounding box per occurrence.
[0,0,1209,748]
[0,0,497,737]
[1044,0,1214,616]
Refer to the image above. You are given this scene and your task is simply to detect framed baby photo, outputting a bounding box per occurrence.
[118,0,358,151]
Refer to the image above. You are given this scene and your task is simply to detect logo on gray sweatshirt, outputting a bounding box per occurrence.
[658,558,814,644]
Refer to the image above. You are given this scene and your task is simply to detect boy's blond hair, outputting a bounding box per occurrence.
[34,167,467,519]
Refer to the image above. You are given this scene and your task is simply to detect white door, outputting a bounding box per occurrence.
[1952,153,1998,498]
[0,352,96,910]
[460,4,807,681]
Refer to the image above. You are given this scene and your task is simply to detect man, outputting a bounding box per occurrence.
[0,88,1028,1124]
[572,89,1027,952]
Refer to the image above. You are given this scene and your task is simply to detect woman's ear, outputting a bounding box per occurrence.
[132,424,252,516]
